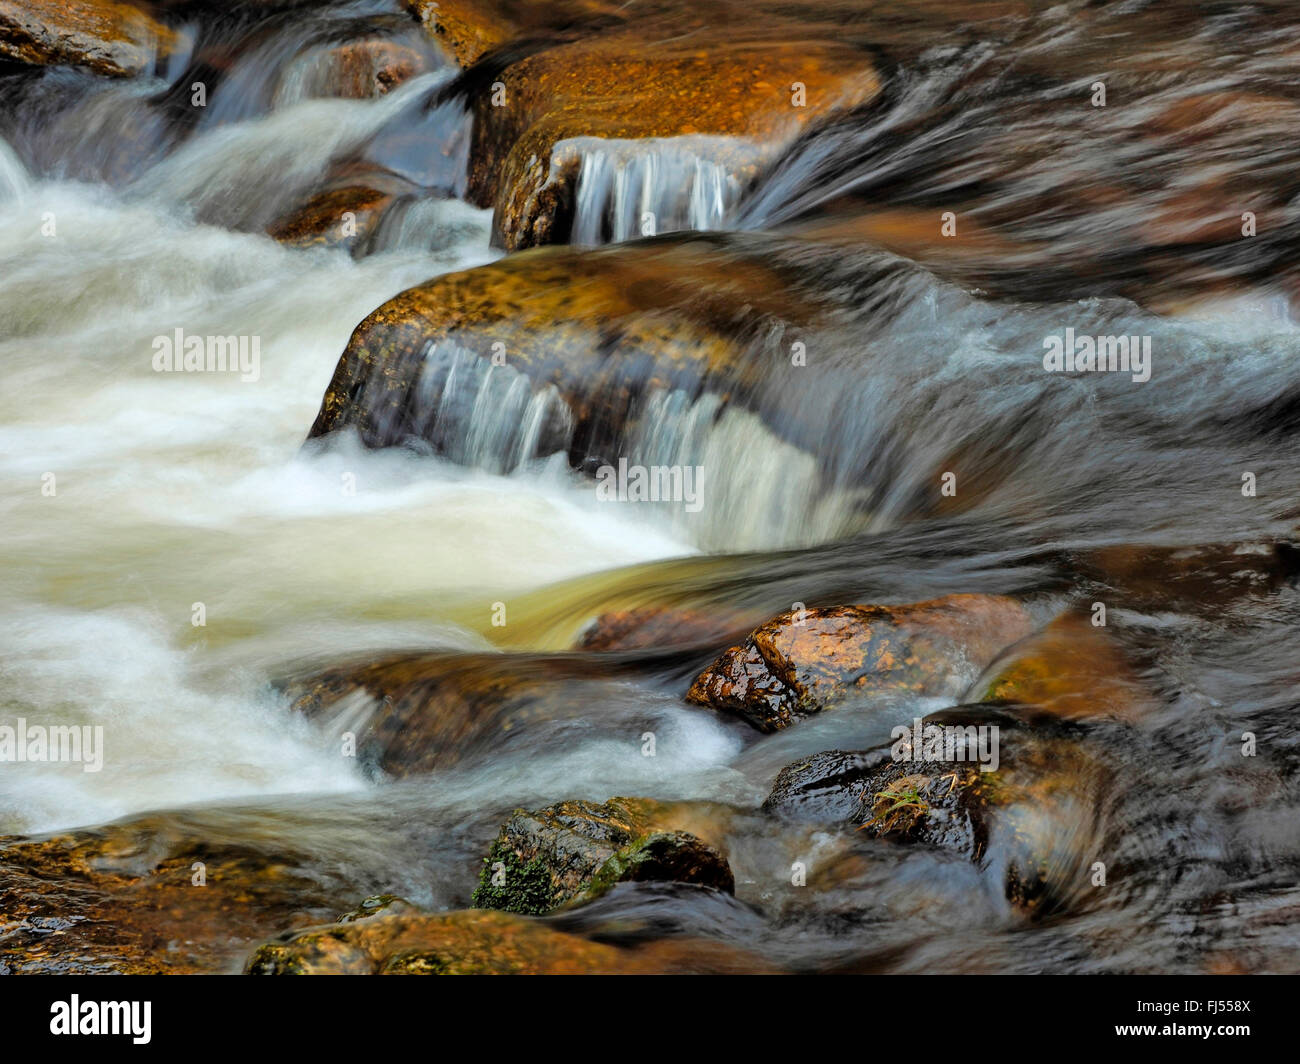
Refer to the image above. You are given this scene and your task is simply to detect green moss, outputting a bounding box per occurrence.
[471,839,557,915]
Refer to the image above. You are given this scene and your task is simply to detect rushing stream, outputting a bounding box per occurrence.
[2,0,1300,975]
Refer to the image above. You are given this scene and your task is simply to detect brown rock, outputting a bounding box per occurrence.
[472,796,734,913]
[0,815,359,974]
[284,650,642,777]
[686,594,1037,732]
[305,234,830,468]
[466,26,880,248]
[575,604,758,652]
[0,0,181,77]
[266,185,395,251]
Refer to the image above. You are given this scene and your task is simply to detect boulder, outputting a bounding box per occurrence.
[967,612,1153,721]
[0,0,181,78]
[763,707,1116,913]
[464,23,879,248]
[0,814,365,974]
[472,797,734,914]
[687,594,1037,732]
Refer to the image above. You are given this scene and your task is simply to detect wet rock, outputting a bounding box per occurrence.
[0,814,362,974]
[319,37,431,98]
[465,26,879,249]
[575,604,758,652]
[403,0,625,68]
[687,594,1037,732]
[305,233,830,469]
[763,708,1114,913]
[967,612,1153,721]
[266,185,395,251]
[284,649,660,777]
[762,749,889,824]
[246,907,766,974]
[472,796,734,914]
[1070,540,1300,616]
[0,0,181,78]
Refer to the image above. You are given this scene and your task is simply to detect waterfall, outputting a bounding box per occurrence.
[567,136,750,245]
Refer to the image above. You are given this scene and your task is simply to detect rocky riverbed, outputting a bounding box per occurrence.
[2,0,1300,975]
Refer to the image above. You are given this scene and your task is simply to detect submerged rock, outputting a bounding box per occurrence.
[967,612,1154,720]
[687,594,1037,732]
[338,894,419,923]
[284,649,666,777]
[246,907,767,974]
[0,0,181,77]
[575,604,759,652]
[763,707,1115,913]
[315,36,432,99]
[472,797,734,914]
[1070,540,1300,616]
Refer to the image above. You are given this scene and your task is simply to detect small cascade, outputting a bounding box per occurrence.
[138,71,454,231]
[618,389,863,551]
[411,341,576,474]
[566,136,749,245]
[401,339,862,550]
[0,134,27,200]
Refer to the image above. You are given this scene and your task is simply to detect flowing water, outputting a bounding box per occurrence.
[2,0,1300,974]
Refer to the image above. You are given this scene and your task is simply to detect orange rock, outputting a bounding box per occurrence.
[464,23,879,248]
[575,604,758,651]
[0,0,182,77]
[686,594,1036,731]
[969,613,1153,720]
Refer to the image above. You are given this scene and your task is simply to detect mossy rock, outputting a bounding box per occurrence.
[473,797,734,914]
[763,708,1119,915]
